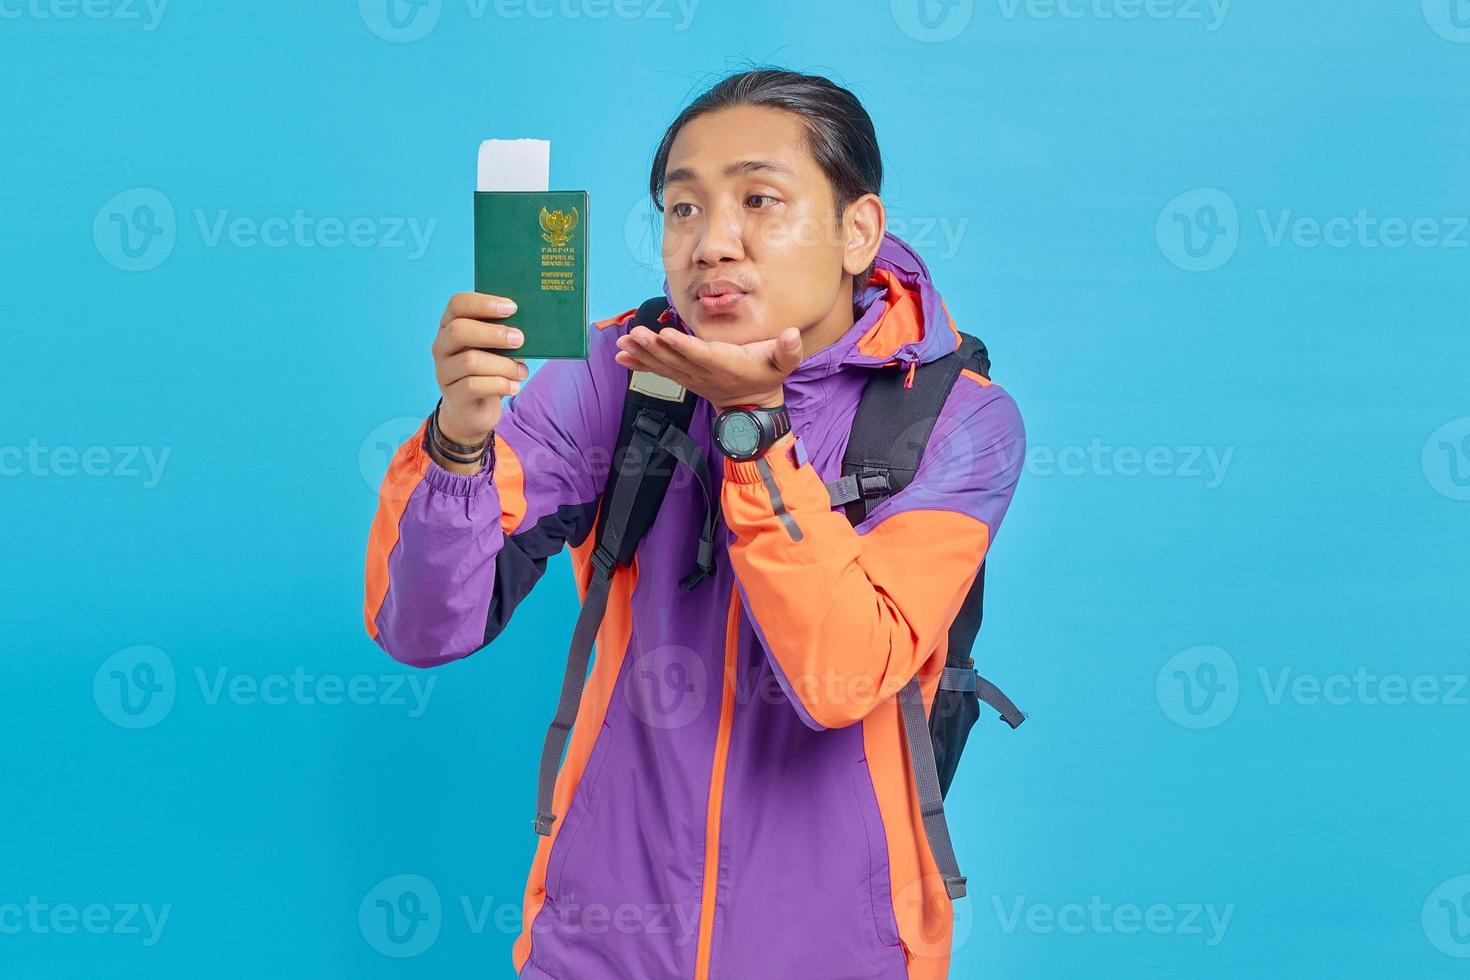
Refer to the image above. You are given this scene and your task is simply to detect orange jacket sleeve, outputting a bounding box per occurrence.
[720,378,1024,730]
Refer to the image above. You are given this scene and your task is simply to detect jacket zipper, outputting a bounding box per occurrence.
[692,585,742,979]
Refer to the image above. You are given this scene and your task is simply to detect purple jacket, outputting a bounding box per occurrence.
[365,232,1025,979]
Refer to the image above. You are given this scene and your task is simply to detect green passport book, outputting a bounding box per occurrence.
[473,190,589,359]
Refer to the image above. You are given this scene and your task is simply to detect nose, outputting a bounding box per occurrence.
[691,198,746,269]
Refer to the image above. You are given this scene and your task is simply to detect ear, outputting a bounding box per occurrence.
[841,193,886,278]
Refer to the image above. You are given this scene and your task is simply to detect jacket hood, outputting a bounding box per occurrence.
[660,230,961,385]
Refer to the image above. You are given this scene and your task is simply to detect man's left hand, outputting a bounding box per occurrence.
[613,323,802,413]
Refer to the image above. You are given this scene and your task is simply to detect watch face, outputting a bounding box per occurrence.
[719,412,762,457]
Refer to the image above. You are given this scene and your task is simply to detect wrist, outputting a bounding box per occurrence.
[435,409,492,447]
[713,390,785,413]
[427,400,495,474]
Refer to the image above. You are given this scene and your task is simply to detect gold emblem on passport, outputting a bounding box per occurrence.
[539,206,579,247]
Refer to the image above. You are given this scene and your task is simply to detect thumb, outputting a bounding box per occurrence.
[773,327,803,372]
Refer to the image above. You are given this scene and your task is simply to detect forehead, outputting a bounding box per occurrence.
[664,104,820,183]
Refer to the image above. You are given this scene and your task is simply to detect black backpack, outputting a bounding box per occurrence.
[534,297,1024,901]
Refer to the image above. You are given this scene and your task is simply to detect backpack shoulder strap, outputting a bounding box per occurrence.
[593,296,716,587]
[824,331,1002,901]
[533,297,717,837]
[827,333,987,524]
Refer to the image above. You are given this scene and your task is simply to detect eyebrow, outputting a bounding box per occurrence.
[664,159,796,186]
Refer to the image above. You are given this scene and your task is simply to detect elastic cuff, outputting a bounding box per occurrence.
[723,432,802,484]
[422,447,497,497]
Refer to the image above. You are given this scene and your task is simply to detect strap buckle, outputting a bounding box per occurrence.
[534,811,557,836]
[944,874,968,900]
[857,471,890,498]
[590,545,617,579]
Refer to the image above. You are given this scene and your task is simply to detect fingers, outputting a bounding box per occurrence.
[436,317,524,357]
[437,348,529,388]
[444,374,522,400]
[442,292,518,326]
[620,326,694,379]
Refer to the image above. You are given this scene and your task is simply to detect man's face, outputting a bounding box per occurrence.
[660,104,852,346]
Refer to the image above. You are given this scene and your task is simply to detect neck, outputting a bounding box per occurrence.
[798,274,860,360]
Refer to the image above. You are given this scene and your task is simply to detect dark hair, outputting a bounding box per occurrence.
[648,68,883,224]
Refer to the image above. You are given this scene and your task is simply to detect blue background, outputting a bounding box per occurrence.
[2,1,1467,976]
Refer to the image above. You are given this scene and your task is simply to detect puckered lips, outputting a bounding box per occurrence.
[694,278,748,315]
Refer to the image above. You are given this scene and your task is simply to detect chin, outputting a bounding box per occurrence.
[691,316,764,346]
[689,302,763,340]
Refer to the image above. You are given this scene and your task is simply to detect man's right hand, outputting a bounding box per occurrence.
[430,292,529,473]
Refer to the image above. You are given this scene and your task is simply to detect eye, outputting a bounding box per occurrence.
[669,202,698,219]
[745,194,779,210]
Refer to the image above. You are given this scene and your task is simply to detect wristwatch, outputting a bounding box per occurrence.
[712,403,791,462]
